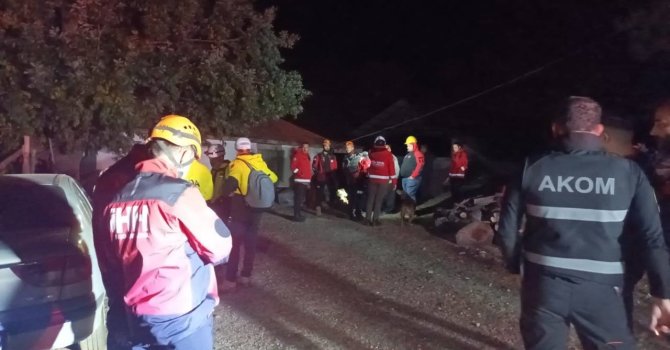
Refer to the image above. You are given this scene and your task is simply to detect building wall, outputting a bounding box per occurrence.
[91,139,322,189]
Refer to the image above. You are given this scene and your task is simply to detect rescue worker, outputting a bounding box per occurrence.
[399,135,424,202]
[184,158,214,201]
[366,136,395,226]
[220,137,278,289]
[101,115,232,349]
[623,100,670,329]
[291,142,312,222]
[208,143,231,219]
[497,97,670,349]
[200,140,213,170]
[446,141,469,202]
[312,138,339,215]
[92,142,150,349]
[342,141,365,220]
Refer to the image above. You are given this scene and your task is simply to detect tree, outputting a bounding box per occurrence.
[0,0,309,152]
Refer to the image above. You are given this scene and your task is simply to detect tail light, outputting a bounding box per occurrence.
[11,256,65,287]
[11,240,92,287]
[62,239,92,285]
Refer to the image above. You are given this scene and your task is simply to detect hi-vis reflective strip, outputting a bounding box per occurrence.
[369,174,391,179]
[295,178,311,183]
[525,252,624,274]
[449,173,465,178]
[526,204,628,223]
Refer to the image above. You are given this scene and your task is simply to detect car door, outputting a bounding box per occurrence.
[58,176,99,303]
[0,177,74,314]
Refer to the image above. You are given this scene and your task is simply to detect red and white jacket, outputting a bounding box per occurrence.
[312,151,338,182]
[449,150,469,178]
[102,158,232,341]
[368,146,395,184]
[291,148,312,185]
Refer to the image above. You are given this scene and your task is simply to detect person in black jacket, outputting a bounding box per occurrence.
[497,96,670,349]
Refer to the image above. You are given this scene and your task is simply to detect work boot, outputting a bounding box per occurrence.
[294,215,306,222]
[373,220,382,227]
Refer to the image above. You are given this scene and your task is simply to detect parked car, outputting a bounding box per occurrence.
[0,174,107,349]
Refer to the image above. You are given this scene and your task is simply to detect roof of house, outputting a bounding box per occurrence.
[227,119,327,146]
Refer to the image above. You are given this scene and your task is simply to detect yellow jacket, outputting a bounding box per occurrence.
[227,154,278,196]
[184,160,214,200]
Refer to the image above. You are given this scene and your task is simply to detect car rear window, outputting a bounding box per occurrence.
[0,179,75,234]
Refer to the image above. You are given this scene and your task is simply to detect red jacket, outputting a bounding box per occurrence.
[399,143,425,179]
[102,158,232,335]
[291,149,312,185]
[449,150,469,178]
[312,151,338,182]
[92,144,150,302]
[368,146,395,184]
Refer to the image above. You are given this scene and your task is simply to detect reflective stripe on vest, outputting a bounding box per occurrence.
[295,178,311,183]
[526,204,628,223]
[525,252,624,274]
[449,173,465,178]
[369,174,391,179]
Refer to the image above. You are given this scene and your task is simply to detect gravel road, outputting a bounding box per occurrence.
[212,205,670,350]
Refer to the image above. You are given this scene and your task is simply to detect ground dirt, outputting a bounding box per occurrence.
[213,205,670,350]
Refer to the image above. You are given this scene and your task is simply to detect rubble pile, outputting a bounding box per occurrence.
[434,193,503,246]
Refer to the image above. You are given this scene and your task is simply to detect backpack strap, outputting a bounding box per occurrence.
[233,158,257,196]
[237,158,257,171]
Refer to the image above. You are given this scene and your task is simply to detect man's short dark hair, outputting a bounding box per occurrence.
[555,96,602,132]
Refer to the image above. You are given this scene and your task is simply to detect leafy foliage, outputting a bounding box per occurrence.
[0,0,309,152]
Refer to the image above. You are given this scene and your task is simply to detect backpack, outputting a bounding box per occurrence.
[238,159,275,208]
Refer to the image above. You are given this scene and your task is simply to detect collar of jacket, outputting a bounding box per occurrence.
[135,158,179,178]
[562,132,604,152]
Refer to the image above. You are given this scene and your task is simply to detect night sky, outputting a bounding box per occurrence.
[258,0,669,158]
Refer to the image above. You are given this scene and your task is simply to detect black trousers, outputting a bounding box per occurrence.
[521,269,634,350]
[345,177,366,218]
[225,198,262,282]
[315,173,339,206]
[293,182,308,218]
[366,182,390,222]
[449,176,466,202]
[382,184,397,213]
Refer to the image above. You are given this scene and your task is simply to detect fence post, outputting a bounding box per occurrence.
[22,135,30,174]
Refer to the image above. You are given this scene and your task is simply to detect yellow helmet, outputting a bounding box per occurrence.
[149,115,203,159]
[405,135,418,145]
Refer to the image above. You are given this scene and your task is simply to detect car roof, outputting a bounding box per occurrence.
[2,174,72,187]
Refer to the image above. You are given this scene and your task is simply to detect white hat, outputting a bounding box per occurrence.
[374,135,386,145]
[235,137,252,150]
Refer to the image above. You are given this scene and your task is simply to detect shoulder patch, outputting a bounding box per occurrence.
[115,173,191,206]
